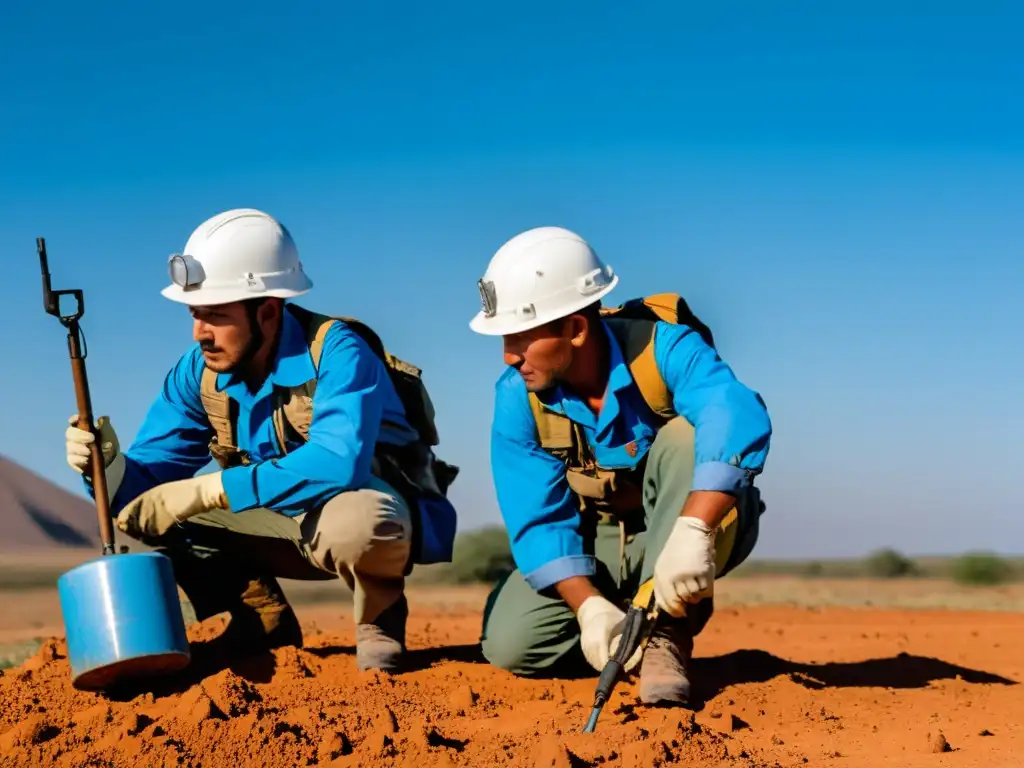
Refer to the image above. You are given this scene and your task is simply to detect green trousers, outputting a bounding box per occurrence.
[479,417,763,678]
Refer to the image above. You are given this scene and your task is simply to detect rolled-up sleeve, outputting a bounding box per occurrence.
[490,370,594,592]
[653,321,772,494]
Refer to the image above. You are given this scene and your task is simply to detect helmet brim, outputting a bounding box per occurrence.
[160,276,312,307]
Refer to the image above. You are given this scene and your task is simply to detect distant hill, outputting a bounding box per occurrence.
[0,456,102,550]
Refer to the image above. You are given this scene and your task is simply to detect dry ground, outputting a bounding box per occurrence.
[1,568,1022,767]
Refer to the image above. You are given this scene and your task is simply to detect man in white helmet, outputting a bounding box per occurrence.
[471,226,771,706]
[64,208,459,673]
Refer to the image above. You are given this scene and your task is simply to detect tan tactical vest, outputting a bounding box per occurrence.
[528,293,713,520]
[198,304,458,498]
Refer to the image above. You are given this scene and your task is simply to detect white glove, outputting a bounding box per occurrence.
[576,595,644,673]
[653,516,717,618]
[116,472,228,539]
[65,414,126,500]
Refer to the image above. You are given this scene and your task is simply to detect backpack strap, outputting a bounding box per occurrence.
[600,292,680,325]
[308,314,338,371]
[526,315,678,464]
[272,307,336,451]
[527,392,574,455]
[197,304,335,458]
[526,391,599,495]
[640,292,685,324]
[200,367,235,449]
[604,317,677,421]
[285,303,336,373]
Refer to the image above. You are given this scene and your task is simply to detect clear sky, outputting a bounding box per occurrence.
[2,2,1021,558]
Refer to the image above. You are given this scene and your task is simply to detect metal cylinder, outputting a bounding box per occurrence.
[57,551,191,690]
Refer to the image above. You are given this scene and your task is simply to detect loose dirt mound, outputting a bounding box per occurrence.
[1,602,1021,767]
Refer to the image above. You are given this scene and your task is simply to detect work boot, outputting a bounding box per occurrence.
[207,576,304,657]
[638,617,694,706]
[158,547,303,667]
[356,594,407,672]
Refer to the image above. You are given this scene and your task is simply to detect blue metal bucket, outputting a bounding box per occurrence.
[57,551,191,690]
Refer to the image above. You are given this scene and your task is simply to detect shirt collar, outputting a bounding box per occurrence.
[602,320,635,395]
[216,306,317,400]
[535,320,635,423]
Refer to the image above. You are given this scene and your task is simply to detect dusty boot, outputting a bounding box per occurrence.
[638,618,694,706]
[209,576,304,657]
[356,594,407,672]
[165,549,303,659]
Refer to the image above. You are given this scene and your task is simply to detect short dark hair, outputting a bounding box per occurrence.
[538,300,600,337]
[574,300,602,325]
[241,296,282,327]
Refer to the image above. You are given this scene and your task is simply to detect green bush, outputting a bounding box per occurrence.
[802,561,825,577]
[951,552,1012,586]
[446,525,516,585]
[865,548,917,578]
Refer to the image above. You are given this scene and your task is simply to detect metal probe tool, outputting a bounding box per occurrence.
[582,579,659,733]
[37,237,122,556]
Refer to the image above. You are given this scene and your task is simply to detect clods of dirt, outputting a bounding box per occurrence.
[930,731,953,753]
[448,683,477,713]
[0,602,1022,767]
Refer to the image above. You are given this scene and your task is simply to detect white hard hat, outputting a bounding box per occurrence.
[469,226,618,336]
[161,208,313,306]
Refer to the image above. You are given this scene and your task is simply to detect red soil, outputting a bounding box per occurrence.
[1,600,1021,767]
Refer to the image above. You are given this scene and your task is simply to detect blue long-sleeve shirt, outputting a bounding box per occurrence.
[98,307,419,518]
[490,319,772,592]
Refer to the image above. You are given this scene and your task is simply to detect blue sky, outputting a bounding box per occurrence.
[2,2,1021,558]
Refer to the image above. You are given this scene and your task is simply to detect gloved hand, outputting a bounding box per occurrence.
[576,595,644,673]
[65,415,126,500]
[116,472,228,539]
[653,516,717,617]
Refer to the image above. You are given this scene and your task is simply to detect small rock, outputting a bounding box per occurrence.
[0,714,58,751]
[318,730,352,760]
[930,732,952,753]
[980,729,994,736]
[449,684,477,713]
[533,737,573,768]
[187,698,217,727]
[726,713,750,732]
[37,638,61,663]
[379,706,399,733]
[174,688,222,727]
[362,726,395,756]
[122,712,150,737]
[659,711,699,736]
[275,647,315,678]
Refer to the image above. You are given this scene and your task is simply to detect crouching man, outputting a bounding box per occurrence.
[469,226,771,705]
[64,208,458,672]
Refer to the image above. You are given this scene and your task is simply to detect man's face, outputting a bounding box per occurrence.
[502,317,579,392]
[190,302,260,373]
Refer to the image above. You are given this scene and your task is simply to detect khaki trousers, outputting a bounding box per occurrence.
[136,474,412,625]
